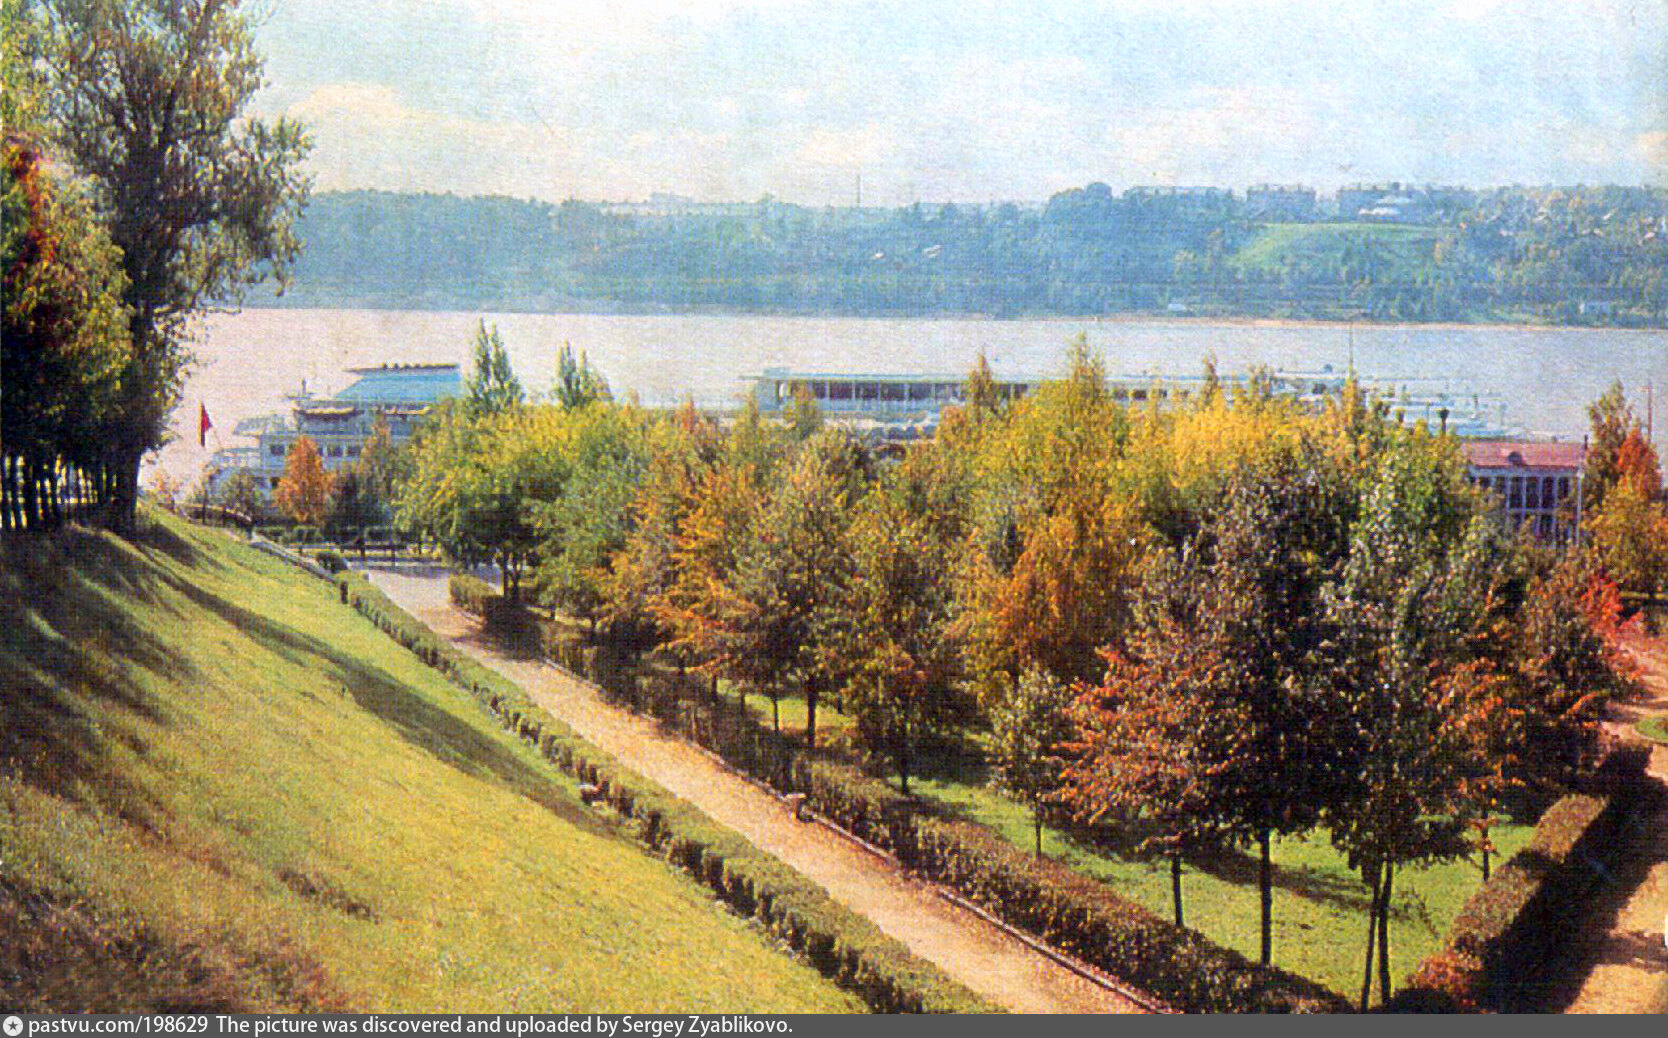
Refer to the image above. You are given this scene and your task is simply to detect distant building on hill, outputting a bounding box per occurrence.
[206,363,461,500]
[1462,439,1587,542]
[1336,182,1479,223]
[1246,184,1317,221]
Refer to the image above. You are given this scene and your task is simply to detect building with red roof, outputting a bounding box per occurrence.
[1462,439,1586,542]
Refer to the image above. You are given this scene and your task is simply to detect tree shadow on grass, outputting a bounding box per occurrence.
[141,562,617,838]
[1,521,613,842]
[0,525,204,833]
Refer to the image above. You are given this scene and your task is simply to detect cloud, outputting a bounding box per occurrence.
[286,83,578,198]
[257,0,1668,201]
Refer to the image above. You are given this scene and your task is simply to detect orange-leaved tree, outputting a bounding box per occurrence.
[276,436,332,526]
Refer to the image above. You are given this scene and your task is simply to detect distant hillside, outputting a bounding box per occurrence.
[274,187,1668,325]
[0,512,861,1012]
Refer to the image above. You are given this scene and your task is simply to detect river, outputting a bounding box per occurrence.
[152,308,1668,486]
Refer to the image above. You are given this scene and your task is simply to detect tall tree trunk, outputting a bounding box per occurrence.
[2,455,15,530]
[24,455,40,530]
[1377,862,1395,1003]
[1259,829,1274,967]
[897,710,911,795]
[112,446,142,534]
[1172,853,1185,928]
[1360,861,1382,1011]
[771,695,780,732]
[805,680,819,748]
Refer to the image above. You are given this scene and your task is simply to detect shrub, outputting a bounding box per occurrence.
[1394,747,1651,1013]
[315,550,347,574]
[448,573,533,632]
[334,573,994,1015]
[805,762,1344,1013]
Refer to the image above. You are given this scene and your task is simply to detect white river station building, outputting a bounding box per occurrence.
[205,363,462,498]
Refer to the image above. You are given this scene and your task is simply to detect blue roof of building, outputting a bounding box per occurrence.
[334,365,462,405]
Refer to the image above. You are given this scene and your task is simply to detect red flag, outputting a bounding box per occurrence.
[199,403,213,447]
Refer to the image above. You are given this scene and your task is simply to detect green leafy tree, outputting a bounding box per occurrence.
[355,413,406,515]
[830,456,967,792]
[723,430,864,740]
[464,320,524,417]
[535,404,650,632]
[555,342,611,411]
[1317,437,1501,1008]
[1586,482,1668,595]
[989,665,1074,857]
[1582,380,1636,509]
[41,0,312,530]
[216,466,263,521]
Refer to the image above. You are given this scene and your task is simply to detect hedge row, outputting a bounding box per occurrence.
[1394,746,1651,1013]
[478,602,1345,1013]
[337,572,996,1015]
[446,574,531,631]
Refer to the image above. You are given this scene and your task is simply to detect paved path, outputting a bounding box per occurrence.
[366,567,1139,1015]
[1564,629,1668,1014]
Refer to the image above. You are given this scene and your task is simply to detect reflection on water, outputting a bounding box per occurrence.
[153,308,1668,485]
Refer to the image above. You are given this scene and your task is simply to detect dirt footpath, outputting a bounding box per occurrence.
[366,566,1140,1015]
[1563,629,1668,1014]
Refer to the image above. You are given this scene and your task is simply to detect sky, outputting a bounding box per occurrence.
[249,0,1668,205]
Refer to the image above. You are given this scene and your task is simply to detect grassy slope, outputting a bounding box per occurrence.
[1230,222,1443,276]
[0,512,861,1013]
[738,686,1529,1004]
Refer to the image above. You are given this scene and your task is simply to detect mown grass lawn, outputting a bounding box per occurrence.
[738,685,1528,1004]
[0,511,862,1013]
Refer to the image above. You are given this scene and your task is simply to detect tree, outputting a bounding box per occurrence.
[785,382,824,441]
[961,348,1001,419]
[990,665,1073,857]
[829,456,967,792]
[324,468,382,539]
[464,320,523,417]
[722,431,863,741]
[41,0,311,530]
[1178,460,1341,965]
[2,134,129,529]
[275,436,331,526]
[356,413,406,512]
[1586,482,1668,595]
[398,403,567,601]
[1582,380,1635,510]
[1317,438,1501,1008]
[1612,427,1662,501]
[535,404,650,632]
[217,466,262,521]
[555,342,611,410]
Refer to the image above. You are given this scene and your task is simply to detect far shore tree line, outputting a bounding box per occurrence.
[359,328,1658,1007]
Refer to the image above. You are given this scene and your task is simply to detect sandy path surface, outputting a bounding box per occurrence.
[365,566,1139,1015]
[1564,629,1668,1014]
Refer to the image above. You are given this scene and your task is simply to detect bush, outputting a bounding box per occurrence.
[1394,748,1651,1013]
[805,761,1344,1013]
[315,550,347,574]
[334,573,994,1015]
[447,573,533,632]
